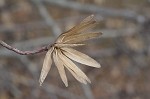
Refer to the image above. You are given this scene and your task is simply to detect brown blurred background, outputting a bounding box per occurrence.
[0,0,150,99]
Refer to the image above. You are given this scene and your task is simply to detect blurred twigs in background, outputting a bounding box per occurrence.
[43,0,147,23]
[32,0,61,36]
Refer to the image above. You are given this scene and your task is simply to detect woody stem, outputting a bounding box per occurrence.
[0,40,49,55]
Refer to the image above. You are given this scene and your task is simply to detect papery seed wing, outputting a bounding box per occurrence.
[65,65,87,84]
[58,49,91,84]
[70,20,97,35]
[53,50,68,87]
[63,32,102,43]
[39,47,54,86]
[61,47,101,68]
[55,43,85,47]
[57,49,87,84]
[56,15,97,43]
[55,35,65,44]
[81,14,94,23]
[63,15,95,36]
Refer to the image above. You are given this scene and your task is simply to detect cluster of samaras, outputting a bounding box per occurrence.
[39,15,102,87]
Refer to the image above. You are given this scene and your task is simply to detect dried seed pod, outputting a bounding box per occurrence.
[39,15,102,87]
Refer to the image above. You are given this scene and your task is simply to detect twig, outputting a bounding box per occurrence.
[0,37,54,57]
[0,40,49,55]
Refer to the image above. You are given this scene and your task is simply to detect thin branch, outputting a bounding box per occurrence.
[0,37,54,57]
[0,40,49,55]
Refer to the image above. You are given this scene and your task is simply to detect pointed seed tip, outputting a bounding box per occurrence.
[87,78,91,83]
[39,79,43,86]
[91,14,94,16]
[96,64,101,68]
[39,82,42,86]
[99,65,101,68]
[88,80,91,84]
[65,84,68,87]
[64,82,68,87]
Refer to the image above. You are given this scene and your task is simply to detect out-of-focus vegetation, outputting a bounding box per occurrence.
[0,0,150,99]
